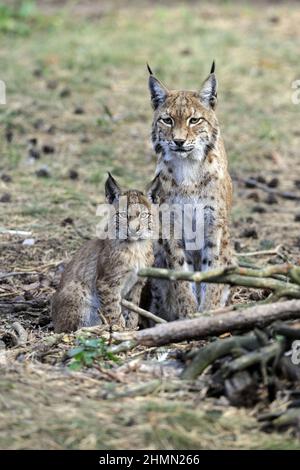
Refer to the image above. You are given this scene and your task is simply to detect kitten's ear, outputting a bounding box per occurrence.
[147,172,161,203]
[105,172,121,203]
[148,65,169,110]
[199,61,218,109]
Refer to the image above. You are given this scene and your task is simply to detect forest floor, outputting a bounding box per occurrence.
[0,0,300,449]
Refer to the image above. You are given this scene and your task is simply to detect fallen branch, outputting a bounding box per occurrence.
[121,299,167,324]
[139,264,300,299]
[234,176,300,201]
[182,332,261,380]
[221,340,284,377]
[117,299,300,347]
[139,265,236,282]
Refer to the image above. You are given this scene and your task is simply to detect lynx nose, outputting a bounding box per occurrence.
[173,139,185,148]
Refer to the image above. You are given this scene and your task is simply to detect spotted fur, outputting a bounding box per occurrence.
[51,174,154,332]
[148,64,233,318]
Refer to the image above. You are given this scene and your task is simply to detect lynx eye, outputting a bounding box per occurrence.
[189,117,203,126]
[160,117,173,127]
[118,211,127,219]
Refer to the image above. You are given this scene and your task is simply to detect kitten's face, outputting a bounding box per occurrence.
[115,191,154,241]
[105,174,154,242]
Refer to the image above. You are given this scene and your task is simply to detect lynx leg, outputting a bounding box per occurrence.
[98,282,125,328]
[51,283,100,333]
[200,210,231,311]
[123,278,146,329]
[164,239,198,319]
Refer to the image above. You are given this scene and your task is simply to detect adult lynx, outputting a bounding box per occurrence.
[147,62,233,319]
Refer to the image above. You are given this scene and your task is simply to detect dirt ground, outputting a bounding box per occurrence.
[0,0,300,449]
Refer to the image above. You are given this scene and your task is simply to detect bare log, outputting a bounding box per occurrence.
[126,300,300,347]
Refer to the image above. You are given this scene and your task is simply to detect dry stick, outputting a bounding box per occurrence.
[0,299,48,314]
[12,322,28,345]
[121,299,300,347]
[0,271,39,280]
[233,176,300,201]
[236,244,283,258]
[121,299,167,324]
[0,229,32,237]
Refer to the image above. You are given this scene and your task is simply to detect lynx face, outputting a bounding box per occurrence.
[105,173,154,242]
[149,65,219,163]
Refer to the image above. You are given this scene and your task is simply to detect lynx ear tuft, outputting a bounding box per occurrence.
[147,172,161,203]
[199,63,218,109]
[147,63,153,75]
[105,172,121,203]
[148,75,169,110]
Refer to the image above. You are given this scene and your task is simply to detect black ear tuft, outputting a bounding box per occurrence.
[199,66,218,110]
[105,172,121,203]
[147,63,153,75]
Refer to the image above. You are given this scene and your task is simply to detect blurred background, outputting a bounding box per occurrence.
[1,0,300,277]
[0,1,299,250]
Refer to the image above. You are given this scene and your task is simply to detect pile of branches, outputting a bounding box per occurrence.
[111,262,300,434]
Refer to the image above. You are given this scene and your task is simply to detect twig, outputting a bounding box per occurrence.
[234,176,300,201]
[0,229,32,237]
[0,271,39,280]
[236,244,283,258]
[12,322,28,345]
[108,339,137,354]
[0,298,49,314]
[121,299,167,324]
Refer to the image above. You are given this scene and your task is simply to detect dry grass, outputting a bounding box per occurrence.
[1,363,299,450]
